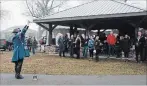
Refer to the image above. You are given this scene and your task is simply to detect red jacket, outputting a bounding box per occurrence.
[107,34,116,45]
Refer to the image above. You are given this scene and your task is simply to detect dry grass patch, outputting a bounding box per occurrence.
[0,52,146,75]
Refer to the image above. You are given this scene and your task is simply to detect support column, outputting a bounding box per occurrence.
[85,28,90,37]
[97,29,100,36]
[129,23,139,38]
[70,26,73,37]
[48,30,53,46]
[135,27,139,38]
[48,24,58,45]
[48,24,53,46]
[74,27,77,37]
[37,23,57,45]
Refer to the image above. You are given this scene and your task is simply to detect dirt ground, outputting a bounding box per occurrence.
[0,51,146,75]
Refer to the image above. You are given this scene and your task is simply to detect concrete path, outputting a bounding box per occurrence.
[0,73,146,85]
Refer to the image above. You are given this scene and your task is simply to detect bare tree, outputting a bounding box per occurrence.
[25,0,69,18]
[25,0,69,40]
[0,1,9,20]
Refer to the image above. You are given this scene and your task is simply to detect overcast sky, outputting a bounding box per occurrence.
[0,0,146,31]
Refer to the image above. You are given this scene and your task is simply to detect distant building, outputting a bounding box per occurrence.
[0,26,37,41]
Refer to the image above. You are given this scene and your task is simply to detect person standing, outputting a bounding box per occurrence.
[103,40,108,55]
[88,36,94,59]
[135,32,141,62]
[69,35,74,58]
[139,34,146,62]
[24,37,30,57]
[135,32,146,62]
[83,36,89,58]
[115,35,122,58]
[107,31,116,57]
[58,35,65,57]
[27,36,32,52]
[122,35,130,58]
[75,35,81,59]
[32,37,38,54]
[63,34,69,56]
[11,22,29,79]
[40,37,46,53]
[94,36,101,61]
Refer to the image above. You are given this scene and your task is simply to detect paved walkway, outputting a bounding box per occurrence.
[0,73,146,85]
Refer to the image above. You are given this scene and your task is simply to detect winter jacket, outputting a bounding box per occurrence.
[88,39,94,50]
[107,34,116,45]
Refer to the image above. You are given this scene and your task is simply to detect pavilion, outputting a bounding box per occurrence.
[33,0,147,45]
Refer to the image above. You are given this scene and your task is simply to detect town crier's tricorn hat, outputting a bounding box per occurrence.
[12,28,20,33]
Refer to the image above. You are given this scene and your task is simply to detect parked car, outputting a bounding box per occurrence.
[6,41,13,51]
[0,39,7,51]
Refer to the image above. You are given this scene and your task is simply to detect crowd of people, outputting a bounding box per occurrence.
[58,31,147,62]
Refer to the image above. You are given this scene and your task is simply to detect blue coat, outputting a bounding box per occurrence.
[12,25,28,62]
[88,39,94,50]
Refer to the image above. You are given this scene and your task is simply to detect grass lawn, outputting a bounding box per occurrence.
[0,51,146,75]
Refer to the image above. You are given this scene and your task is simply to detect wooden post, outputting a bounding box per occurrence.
[74,27,77,37]
[48,24,57,45]
[85,28,89,37]
[97,29,100,36]
[70,26,73,37]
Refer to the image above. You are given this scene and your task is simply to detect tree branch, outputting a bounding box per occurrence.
[25,0,38,18]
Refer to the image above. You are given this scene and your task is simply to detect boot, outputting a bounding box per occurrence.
[15,62,24,79]
[15,74,24,79]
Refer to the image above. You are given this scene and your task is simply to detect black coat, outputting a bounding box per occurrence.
[122,38,130,52]
[119,40,123,50]
[63,37,69,52]
[134,36,146,52]
[95,39,100,50]
[139,36,146,48]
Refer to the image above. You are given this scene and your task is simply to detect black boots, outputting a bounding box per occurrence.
[15,74,24,79]
[15,60,24,79]
[15,65,24,79]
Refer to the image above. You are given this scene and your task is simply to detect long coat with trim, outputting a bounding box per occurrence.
[12,25,28,62]
[58,37,65,52]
